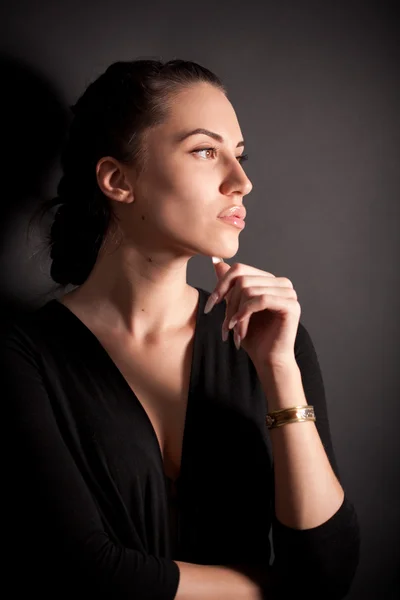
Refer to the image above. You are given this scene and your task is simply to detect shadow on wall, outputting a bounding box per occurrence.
[0,53,68,322]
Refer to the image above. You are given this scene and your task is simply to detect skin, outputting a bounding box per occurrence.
[57,82,347,597]
[60,82,262,597]
[60,82,252,343]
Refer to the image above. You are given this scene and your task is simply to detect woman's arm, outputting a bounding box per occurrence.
[2,322,269,600]
[257,321,360,598]
[173,562,264,600]
[173,322,362,600]
[260,360,344,530]
[2,325,181,599]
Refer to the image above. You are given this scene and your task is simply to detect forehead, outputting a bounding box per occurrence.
[162,83,243,142]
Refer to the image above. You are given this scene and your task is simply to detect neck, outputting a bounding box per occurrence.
[62,241,198,343]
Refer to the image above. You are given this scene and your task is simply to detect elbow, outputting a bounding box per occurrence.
[312,508,361,599]
[309,542,360,599]
[67,532,180,599]
[269,501,361,599]
[326,533,361,599]
[270,535,360,600]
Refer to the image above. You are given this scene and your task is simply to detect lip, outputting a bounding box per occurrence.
[217,205,246,220]
[218,215,246,230]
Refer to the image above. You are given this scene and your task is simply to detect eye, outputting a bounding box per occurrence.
[192,147,218,160]
[192,147,249,164]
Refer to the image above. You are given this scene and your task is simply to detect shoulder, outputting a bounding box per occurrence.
[0,299,60,358]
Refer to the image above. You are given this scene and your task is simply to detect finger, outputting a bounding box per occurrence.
[236,314,250,341]
[231,288,268,340]
[237,293,300,337]
[212,257,231,282]
[223,284,270,343]
[234,314,251,345]
[221,280,243,339]
[228,286,298,328]
[225,285,292,340]
[232,288,298,339]
[217,273,296,310]
[204,258,232,316]
[212,264,278,305]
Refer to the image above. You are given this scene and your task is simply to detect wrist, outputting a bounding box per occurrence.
[256,360,307,412]
[256,357,300,382]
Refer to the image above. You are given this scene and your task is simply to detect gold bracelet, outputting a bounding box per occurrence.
[266,405,316,429]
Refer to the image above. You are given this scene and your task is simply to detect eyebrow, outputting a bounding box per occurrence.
[175,128,245,148]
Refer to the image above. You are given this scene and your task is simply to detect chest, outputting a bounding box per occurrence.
[94,329,195,483]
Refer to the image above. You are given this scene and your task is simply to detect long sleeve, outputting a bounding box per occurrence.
[1,322,180,599]
[268,322,361,599]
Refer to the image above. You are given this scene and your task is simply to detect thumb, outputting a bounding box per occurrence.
[212,256,230,281]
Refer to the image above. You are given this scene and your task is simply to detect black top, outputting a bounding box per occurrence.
[1,287,360,599]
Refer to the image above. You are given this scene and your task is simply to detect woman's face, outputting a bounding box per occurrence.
[120,82,253,260]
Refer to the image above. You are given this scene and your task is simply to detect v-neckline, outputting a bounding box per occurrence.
[50,287,206,488]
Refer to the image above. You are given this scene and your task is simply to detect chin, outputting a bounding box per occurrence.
[188,234,240,260]
[209,245,239,260]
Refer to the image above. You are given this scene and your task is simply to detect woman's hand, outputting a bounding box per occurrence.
[204,258,301,370]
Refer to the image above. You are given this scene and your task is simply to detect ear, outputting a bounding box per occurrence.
[96,156,134,204]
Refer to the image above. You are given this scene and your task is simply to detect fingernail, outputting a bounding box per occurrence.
[204,292,219,314]
[228,317,238,330]
[222,327,229,342]
[234,330,241,350]
[212,256,224,264]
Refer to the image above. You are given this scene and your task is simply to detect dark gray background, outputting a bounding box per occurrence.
[1,1,399,597]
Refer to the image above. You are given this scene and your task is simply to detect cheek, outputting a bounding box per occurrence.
[139,158,217,226]
[153,192,212,237]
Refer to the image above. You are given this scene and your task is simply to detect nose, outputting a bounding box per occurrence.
[220,159,253,197]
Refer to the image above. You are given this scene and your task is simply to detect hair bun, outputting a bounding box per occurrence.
[50,200,106,287]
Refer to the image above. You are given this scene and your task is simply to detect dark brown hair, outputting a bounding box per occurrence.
[30,59,226,287]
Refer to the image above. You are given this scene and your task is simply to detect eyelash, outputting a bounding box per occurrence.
[192,147,249,164]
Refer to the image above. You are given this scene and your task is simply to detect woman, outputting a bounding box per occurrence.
[2,59,360,598]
